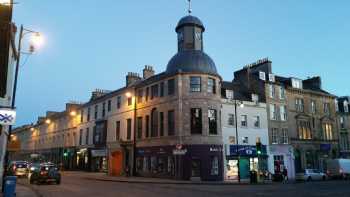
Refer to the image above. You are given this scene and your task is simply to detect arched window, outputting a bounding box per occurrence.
[151,108,158,137]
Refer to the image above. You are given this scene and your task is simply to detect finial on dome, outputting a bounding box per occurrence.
[188,0,192,15]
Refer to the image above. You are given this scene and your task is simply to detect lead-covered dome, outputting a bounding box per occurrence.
[176,15,205,33]
[166,50,218,76]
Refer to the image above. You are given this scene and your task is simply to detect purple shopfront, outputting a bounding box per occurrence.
[136,144,223,181]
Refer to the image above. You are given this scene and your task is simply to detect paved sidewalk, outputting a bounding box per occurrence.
[0,184,39,197]
[71,171,272,185]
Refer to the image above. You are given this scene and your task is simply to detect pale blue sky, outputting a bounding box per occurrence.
[12,0,350,126]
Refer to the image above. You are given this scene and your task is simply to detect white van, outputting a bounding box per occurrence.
[326,159,350,179]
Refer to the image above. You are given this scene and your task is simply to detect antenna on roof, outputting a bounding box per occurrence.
[187,0,192,15]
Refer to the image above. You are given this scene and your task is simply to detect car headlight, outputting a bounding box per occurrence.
[30,167,35,171]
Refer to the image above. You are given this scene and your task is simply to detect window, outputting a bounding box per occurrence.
[228,114,235,126]
[208,109,218,135]
[168,110,175,136]
[259,71,266,81]
[210,156,219,175]
[168,79,175,95]
[146,87,149,101]
[116,121,120,140]
[137,117,142,139]
[269,74,275,82]
[94,105,98,119]
[190,76,201,92]
[241,115,247,127]
[280,105,287,121]
[272,128,279,144]
[160,112,164,136]
[279,86,285,100]
[207,78,216,94]
[127,119,132,140]
[229,136,236,144]
[117,96,121,109]
[292,78,303,89]
[102,102,106,117]
[243,137,249,144]
[80,110,84,123]
[340,133,349,151]
[151,84,159,99]
[295,98,304,112]
[128,97,132,106]
[270,104,277,120]
[335,99,339,112]
[340,116,345,129]
[344,101,349,113]
[137,89,143,104]
[269,84,275,98]
[226,90,234,99]
[86,128,89,145]
[324,103,330,114]
[145,115,150,138]
[298,120,312,140]
[323,123,333,140]
[87,107,91,121]
[281,128,288,144]
[151,108,158,137]
[107,100,111,112]
[253,116,260,128]
[79,129,83,145]
[191,108,202,134]
[160,82,164,97]
[311,100,316,114]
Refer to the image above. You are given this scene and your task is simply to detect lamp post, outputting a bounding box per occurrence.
[3,24,43,178]
[126,91,137,176]
[230,97,244,183]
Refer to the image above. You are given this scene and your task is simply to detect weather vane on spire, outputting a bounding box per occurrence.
[187,0,192,15]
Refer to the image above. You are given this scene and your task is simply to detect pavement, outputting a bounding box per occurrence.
[77,171,271,185]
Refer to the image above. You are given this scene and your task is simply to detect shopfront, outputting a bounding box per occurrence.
[226,145,268,181]
[136,144,223,181]
[267,145,295,180]
[76,148,107,172]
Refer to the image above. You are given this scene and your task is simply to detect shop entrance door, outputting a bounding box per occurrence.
[191,158,201,179]
[239,158,250,179]
[227,160,239,180]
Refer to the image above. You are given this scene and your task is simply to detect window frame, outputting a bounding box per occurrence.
[190,76,201,92]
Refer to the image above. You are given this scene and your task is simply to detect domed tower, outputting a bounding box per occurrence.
[164,2,223,181]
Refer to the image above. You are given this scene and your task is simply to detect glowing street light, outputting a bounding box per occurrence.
[70,111,77,117]
[45,119,51,124]
[125,92,132,98]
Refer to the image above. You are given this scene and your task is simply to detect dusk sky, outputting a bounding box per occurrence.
[12,0,350,126]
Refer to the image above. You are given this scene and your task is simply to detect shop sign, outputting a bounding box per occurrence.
[229,145,266,156]
[173,149,187,155]
[210,147,222,152]
[320,144,331,151]
[91,149,106,157]
[0,108,16,126]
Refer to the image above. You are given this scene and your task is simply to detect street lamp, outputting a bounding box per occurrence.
[45,119,51,124]
[229,97,244,183]
[0,0,12,5]
[69,111,77,117]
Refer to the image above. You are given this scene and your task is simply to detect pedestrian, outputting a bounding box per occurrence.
[283,168,288,183]
[125,165,130,177]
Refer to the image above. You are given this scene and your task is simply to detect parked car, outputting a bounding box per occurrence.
[327,159,350,179]
[8,161,28,177]
[28,163,61,184]
[296,169,327,181]
[27,162,41,178]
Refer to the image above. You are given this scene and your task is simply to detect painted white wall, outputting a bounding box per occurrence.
[221,99,269,180]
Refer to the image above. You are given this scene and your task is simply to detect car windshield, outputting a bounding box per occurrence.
[15,163,27,168]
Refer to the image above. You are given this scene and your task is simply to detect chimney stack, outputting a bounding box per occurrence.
[126,72,141,86]
[143,65,155,79]
[90,89,111,101]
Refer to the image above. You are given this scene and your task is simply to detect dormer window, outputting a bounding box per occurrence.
[344,101,349,113]
[292,78,303,89]
[259,71,266,81]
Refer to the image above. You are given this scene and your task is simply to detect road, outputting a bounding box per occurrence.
[17,172,350,197]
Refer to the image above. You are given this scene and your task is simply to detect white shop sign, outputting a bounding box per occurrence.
[0,108,16,126]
